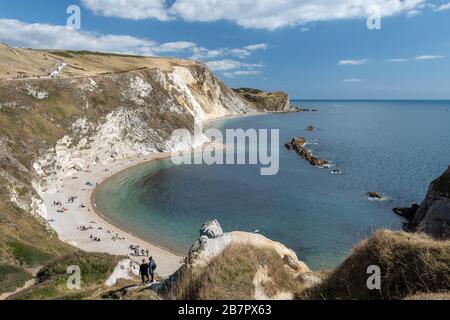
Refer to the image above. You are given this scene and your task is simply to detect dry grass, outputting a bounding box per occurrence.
[0,44,197,78]
[169,244,304,300]
[301,230,450,300]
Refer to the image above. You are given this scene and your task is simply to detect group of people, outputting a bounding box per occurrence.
[89,234,102,242]
[139,257,157,284]
[129,245,149,257]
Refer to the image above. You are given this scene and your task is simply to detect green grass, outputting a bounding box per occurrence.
[8,240,55,267]
[0,264,31,294]
[12,251,120,300]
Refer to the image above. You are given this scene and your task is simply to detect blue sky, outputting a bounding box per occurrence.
[0,0,449,99]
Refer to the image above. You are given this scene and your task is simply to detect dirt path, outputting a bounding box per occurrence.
[0,266,41,300]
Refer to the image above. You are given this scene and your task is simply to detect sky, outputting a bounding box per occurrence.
[0,0,449,99]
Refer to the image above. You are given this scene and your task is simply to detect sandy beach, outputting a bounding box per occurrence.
[39,151,186,278]
[37,112,262,278]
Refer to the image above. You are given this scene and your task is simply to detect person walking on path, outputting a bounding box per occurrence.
[148,257,157,283]
[139,259,149,285]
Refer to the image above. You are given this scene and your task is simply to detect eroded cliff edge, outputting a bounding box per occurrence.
[0,46,288,287]
[399,166,450,239]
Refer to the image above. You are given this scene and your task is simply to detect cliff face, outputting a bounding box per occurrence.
[233,88,291,112]
[411,166,450,239]
[0,46,288,273]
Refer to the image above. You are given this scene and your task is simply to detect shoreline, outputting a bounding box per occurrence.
[40,151,186,277]
[37,112,264,278]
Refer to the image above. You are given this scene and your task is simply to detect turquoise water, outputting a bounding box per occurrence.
[95,100,450,270]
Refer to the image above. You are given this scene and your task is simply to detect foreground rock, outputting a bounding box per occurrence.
[161,220,311,300]
[402,166,450,239]
[285,137,329,168]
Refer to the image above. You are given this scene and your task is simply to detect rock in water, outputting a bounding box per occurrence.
[367,192,383,200]
[285,137,329,168]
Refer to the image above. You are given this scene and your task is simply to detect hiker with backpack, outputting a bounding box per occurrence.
[148,257,157,283]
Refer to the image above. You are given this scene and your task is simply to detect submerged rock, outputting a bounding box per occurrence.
[367,192,383,200]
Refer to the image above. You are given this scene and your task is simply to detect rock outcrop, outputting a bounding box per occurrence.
[233,88,290,112]
[393,204,420,220]
[187,220,309,274]
[161,220,310,299]
[408,166,450,239]
[285,137,329,168]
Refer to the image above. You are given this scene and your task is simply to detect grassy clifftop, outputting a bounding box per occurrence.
[300,230,450,300]
[0,44,195,79]
[169,245,309,300]
[233,88,291,112]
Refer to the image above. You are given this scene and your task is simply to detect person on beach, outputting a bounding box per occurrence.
[139,259,149,284]
[148,257,157,283]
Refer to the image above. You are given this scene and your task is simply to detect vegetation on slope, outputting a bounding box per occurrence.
[169,244,305,300]
[299,230,450,300]
[0,264,31,295]
[10,251,119,300]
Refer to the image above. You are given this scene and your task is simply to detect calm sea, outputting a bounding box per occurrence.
[95,100,450,269]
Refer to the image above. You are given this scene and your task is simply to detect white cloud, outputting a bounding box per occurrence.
[338,59,370,65]
[0,19,268,68]
[415,55,445,60]
[153,41,196,53]
[171,0,427,30]
[342,78,363,82]
[244,43,269,51]
[433,2,450,11]
[206,59,265,77]
[206,60,264,71]
[191,43,268,60]
[0,19,158,56]
[81,0,171,21]
[81,0,427,30]
[388,58,409,62]
[224,70,261,78]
